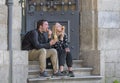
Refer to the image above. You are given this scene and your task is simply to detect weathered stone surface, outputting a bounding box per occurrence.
[80,10,98,50]
[12,51,28,83]
[80,28,93,50]
[104,50,120,63]
[105,63,115,77]
[115,63,120,77]
[105,77,119,83]
[12,6,21,29]
[0,51,9,83]
[80,50,101,75]
[12,6,22,50]
[98,29,120,50]
[12,29,22,50]
[0,5,7,24]
[81,0,97,11]
[13,51,28,65]
[0,51,9,65]
[0,0,6,5]
[13,66,28,83]
[13,0,21,6]
[0,5,7,50]
[98,0,120,11]
[0,27,7,50]
[98,12,120,28]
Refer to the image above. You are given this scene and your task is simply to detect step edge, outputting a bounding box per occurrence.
[28,75,103,81]
[28,67,93,73]
[29,60,83,64]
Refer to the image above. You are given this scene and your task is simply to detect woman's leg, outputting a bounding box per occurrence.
[57,49,66,72]
[66,52,73,69]
[66,52,75,77]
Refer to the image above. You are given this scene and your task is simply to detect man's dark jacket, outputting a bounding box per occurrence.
[22,29,51,50]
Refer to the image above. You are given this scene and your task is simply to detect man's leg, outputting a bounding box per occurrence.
[46,48,64,76]
[29,49,47,72]
[46,48,58,72]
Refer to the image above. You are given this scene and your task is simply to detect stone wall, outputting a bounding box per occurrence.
[0,0,28,83]
[0,51,28,83]
[98,0,120,83]
[12,51,28,83]
[0,0,7,50]
[0,51,9,83]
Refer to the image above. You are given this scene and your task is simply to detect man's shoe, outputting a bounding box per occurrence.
[53,71,64,76]
[68,71,75,77]
[40,71,50,77]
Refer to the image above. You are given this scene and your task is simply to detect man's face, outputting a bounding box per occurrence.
[41,21,49,32]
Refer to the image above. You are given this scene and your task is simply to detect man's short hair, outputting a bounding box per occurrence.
[37,19,47,29]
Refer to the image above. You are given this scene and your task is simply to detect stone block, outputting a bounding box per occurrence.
[12,51,28,83]
[0,51,3,65]
[0,5,7,24]
[0,28,7,50]
[12,6,21,29]
[105,77,120,83]
[98,11,120,28]
[13,0,22,7]
[12,29,22,50]
[98,0,120,11]
[98,29,120,50]
[104,50,120,63]
[0,51,9,65]
[0,0,6,5]
[13,65,28,83]
[81,11,93,28]
[80,50,101,75]
[0,66,9,80]
[115,63,120,77]
[12,51,28,65]
[81,0,97,11]
[80,28,93,50]
[105,63,115,77]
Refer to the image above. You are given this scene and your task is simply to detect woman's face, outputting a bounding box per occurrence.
[55,23,62,32]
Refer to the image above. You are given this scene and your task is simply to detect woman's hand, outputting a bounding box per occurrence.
[59,32,64,41]
[49,39,57,46]
[65,48,70,52]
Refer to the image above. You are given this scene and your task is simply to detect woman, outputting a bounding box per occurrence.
[52,23,75,77]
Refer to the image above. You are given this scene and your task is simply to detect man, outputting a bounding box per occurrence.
[22,19,63,77]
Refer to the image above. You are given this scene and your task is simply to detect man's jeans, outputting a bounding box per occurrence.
[29,48,58,73]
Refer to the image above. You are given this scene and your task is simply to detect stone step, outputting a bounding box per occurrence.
[28,67,93,78]
[29,60,83,65]
[28,75,103,83]
[29,60,83,70]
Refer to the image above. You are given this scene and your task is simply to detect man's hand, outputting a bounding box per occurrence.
[49,39,56,46]
[47,29,52,38]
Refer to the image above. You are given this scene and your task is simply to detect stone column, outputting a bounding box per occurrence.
[12,0,22,50]
[80,0,98,50]
[79,0,102,75]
